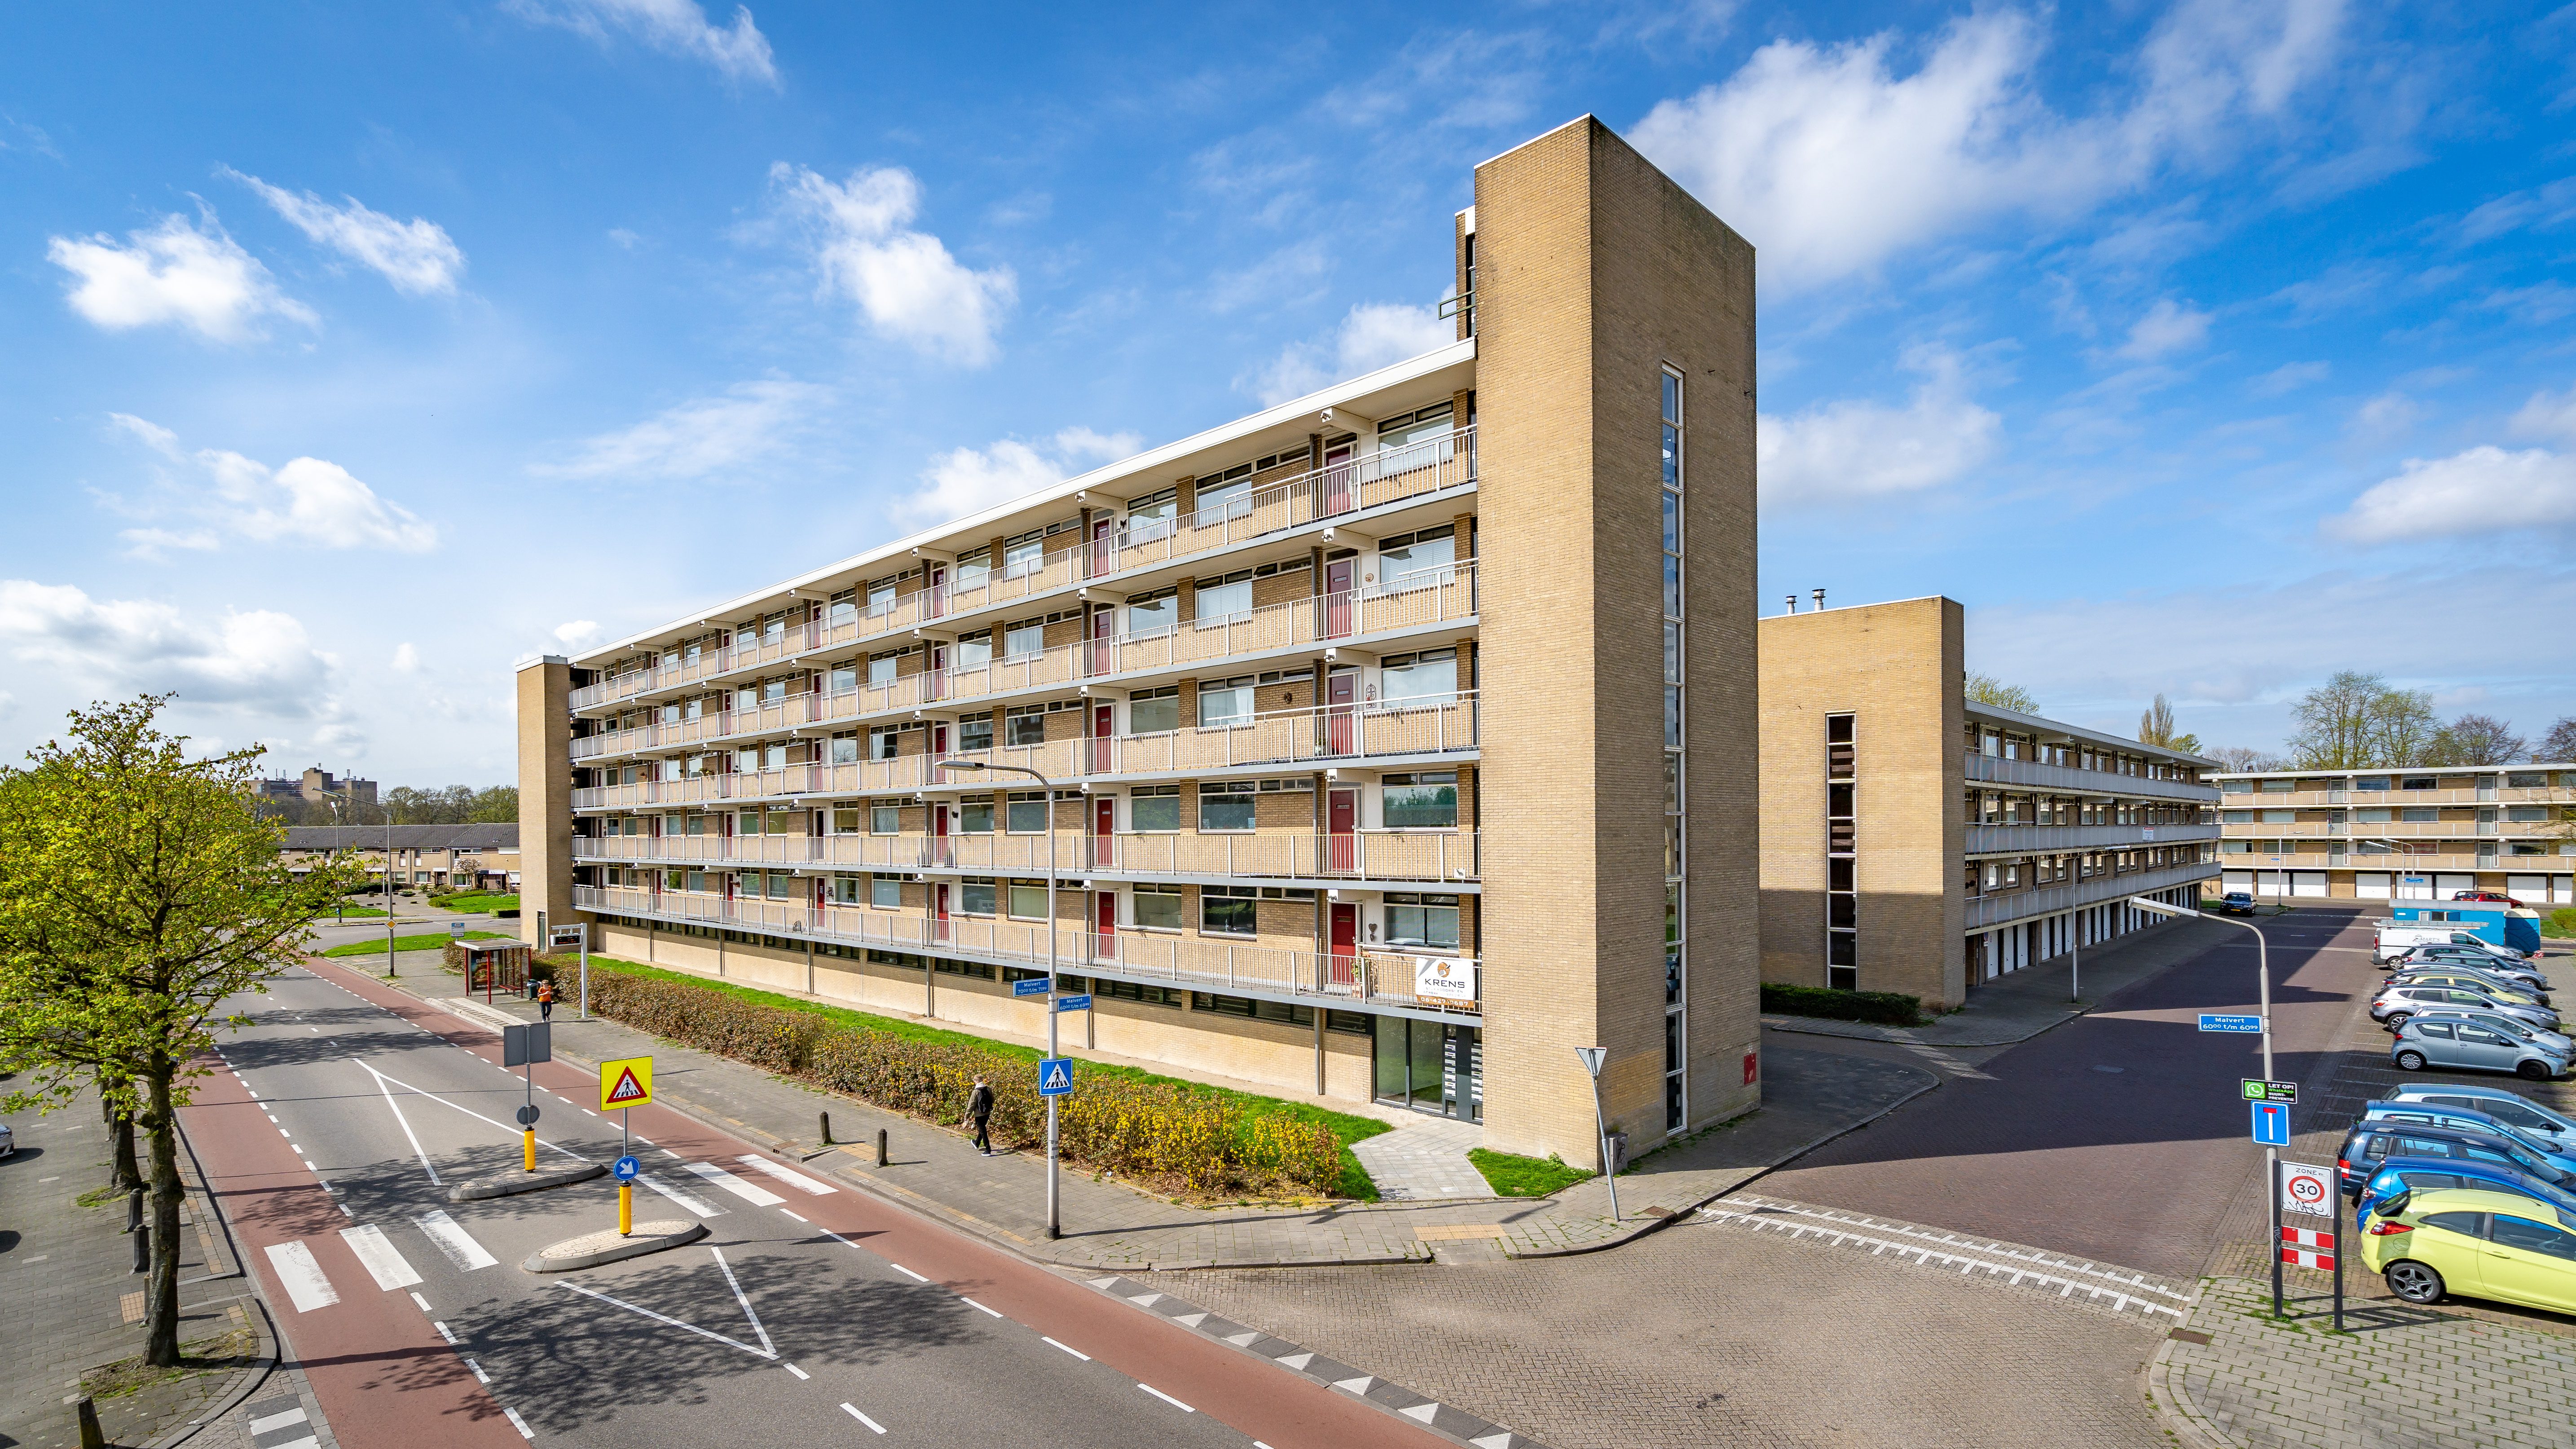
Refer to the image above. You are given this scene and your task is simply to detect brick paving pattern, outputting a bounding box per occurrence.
[1350,1115,1489,1200]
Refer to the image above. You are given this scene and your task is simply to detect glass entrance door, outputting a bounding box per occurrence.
[1372,1016,1482,1122]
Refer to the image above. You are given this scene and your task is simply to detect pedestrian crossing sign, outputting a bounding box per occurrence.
[601,1056,653,1110]
[1038,1057,1073,1097]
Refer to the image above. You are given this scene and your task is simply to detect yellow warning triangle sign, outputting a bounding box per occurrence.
[606,1067,647,1104]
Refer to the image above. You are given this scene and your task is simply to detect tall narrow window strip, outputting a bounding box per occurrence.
[1660,366,1687,1135]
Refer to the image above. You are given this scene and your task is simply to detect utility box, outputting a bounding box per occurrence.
[2385,902,2542,954]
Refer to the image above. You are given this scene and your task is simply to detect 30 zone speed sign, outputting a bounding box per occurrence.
[2281,1161,2333,1218]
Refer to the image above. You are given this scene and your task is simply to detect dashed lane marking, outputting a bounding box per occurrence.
[959,1296,1004,1318]
[502,1406,534,1439]
[1139,1384,1195,1413]
[841,1404,887,1435]
[785,1363,809,1380]
[1043,1337,1089,1360]
[890,1264,928,1282]
[464,1357,491,1384]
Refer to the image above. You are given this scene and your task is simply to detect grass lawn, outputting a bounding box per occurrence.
[320,930,508,957]
[561,952,1391,1198]
[1467,1146,1595,1198]
[436,891,520,914]
[314,904,388,919]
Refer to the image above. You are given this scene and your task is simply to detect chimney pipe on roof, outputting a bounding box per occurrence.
[1784,593,1798,615]
[1812,588,1827,612]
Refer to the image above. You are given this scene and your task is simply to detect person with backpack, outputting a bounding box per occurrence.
[536,978,556,1021]
[967,1075,995,1155]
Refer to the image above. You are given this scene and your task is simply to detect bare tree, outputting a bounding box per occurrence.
[2432,713,2526,766]
[2208,745,2285,772]
[1965,673,2039,713]
[2287,671,2388,768]
[2137,693,2202,754]
[2368,687,2444,767]
[2540,716,2576,764]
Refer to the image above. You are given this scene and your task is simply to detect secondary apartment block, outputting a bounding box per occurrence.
[1757,597,2222,1009]
[2215,764,2576,903]
[518,118,1760,1167]
[279,824,521,893]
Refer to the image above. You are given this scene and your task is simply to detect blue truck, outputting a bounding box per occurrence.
[2386,901,2545,955]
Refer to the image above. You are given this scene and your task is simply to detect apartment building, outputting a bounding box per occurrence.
[252,766,378,807]
[279,824,520,893]
[516,117,1760,1167]
[1757,596,2222,1009]
[2215,764,2576,903]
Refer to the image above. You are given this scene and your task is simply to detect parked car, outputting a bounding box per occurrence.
[2353,1155,2576,1223]
[2382,1083,2576,1153]
[2398,1009,2575,1059]
[2218,891,2257,916]
[2390,947,2552,991]
[2360,1101,2576,1176]
[2365,1186,2576,1311]
[2454,890,2527,907]
[2373,982,2560,1035]
[2387,965,2551,1008]
[0,1119,12,1158]
[2375,926,2530,965]
[2389,1016,2571,1080]
[2339,1120,2576,1199]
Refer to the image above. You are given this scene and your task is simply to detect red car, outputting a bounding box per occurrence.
[2454,890,2526,907]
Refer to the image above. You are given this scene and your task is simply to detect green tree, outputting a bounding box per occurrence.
[467,784,519,822]
[2136,693,2202,755]
[2367,687,2444,767]
[1965,673,2039,713]
[0,697,359,1366]
[2287,670,2389,768]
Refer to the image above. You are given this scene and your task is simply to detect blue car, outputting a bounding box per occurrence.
[2381,1084,2576,1152]
[2337,1119,2576,1199]
[2356,1156,2576,1231]
[2360,1101,2576,1177]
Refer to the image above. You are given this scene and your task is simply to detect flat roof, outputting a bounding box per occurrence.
[2211,762,2575,780]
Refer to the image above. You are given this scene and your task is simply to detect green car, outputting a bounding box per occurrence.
[2363,1186,2576,1313]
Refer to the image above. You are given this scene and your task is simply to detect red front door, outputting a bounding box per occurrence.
[1323,557,1355,637]
[1325,669,1358,755]
[931,802,951,868]
[928,645,949,702]
[1088,606,1114,675]
[926,564,947,618]
[1090,517,1113,577]
[1321,442,1356,515]
[1095,891,1117,958]
[934,883,952,943]
[1329,903,1358,986]
[1328,787,1358,873]
[1091,703,1114,774]
[1092,795,1114,869]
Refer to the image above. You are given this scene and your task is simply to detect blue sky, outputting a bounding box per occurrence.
[3,0,2572,785]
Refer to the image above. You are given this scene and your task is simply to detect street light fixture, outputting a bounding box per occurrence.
[936,757,1063,1241]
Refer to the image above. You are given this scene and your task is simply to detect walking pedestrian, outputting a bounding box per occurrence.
[536,978,555,1022]
[967,1075,994,1155]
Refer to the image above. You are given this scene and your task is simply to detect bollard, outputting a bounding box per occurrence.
[131,1222,149,1273]
[522,1129,537,1172]
[126,1188,143,1234]
[819,1111,832,1146]
[68,1394,105,1449]
[618,1181,633,1237]
[876,1127,889,1167]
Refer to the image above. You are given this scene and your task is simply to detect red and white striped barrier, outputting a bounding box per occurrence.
[2280,1224,2338,1270]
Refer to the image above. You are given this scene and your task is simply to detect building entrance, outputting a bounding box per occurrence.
[1373,1016,1480,1121]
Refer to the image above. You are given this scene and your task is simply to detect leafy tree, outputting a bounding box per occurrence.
[467,784,519,822]
[2136,693,2202,755]
[2431,713,2526,766]
[0,698,359,1366]
[2367,686,2444,767]
[2538,716,2576,764]
[1964,673,2039,713]
[2288,671,2395,768]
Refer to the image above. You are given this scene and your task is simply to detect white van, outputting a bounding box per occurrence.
[2373,925,2529,965]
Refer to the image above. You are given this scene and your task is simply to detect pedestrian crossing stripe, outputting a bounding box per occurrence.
[600,1055,653,1110]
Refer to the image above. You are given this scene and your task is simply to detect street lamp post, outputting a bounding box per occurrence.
[938,758,1061,1240]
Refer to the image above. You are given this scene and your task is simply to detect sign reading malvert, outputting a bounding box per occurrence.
[1413,957,1477,1004]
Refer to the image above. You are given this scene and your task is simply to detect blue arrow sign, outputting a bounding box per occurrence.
[1012,977,1051,997]
[1038,1057,1074,1097]
[1056,993,1092,1013]
[613,1154,641,1182]
[2251,1101,2290,1146]
[2199,1014,2263,1033]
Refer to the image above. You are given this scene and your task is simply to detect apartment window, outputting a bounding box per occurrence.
[1194,570,1254,624]
[2402,777,2437,791]
[1377,399,1455,451]
[956,630,992,671]
[829,731,859,765]
[1133,885,1184,929]
[1377,525,1455,588]
[870,802,901,834]
[960,878,997,916]
[870,726,902,762]
[1127,586,1178,635]
[1006,791,1050,833]
[1199,781,1256,832]
[867,577,898,616]
[1132,784,1180,832]
[868,651,901,686]
[1127,487,1178,541]
[766,872,796,900]
[1005,705,1047,746]
[826,876,862,906]
[1130,686,1180,735]
[1192,467,1254,522]
[1191,992,1315,1026]
[1384,892,1461,950]
[951,549,991,590]
[1197,676,1255,728]
[864,875,899,908]
[1202,886,1258,936]
[826,589,858,628]
[1380,649,1458,708]
[1002,533,1046,578]
[1826,713,1858,991]
[1381,772,1459,829]
[960,797,995,834]
[1660,364,1688,1133]
[1008,880,1048,919]
[1095,979,1183,1007]
[960,714,994,753]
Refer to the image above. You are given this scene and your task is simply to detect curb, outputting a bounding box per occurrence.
[449,1162,608,1201]
[1760,1013,2088,1049]
[523,1220,708,1273]
[144,1294,281,1449]
[2144,1329,2242,1449]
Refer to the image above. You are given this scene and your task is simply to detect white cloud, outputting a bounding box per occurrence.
[766,163,1014,366]
[223,168,464,295]
[507,0,776,84]
[1244,303,1454,406]
[2324,445,2576,544]
[392,642,420,673]
[2456,176,2576,245]
[46,211,314,342]
[2510,383,2576,448]
[897,427,1140,526]
[1629,1,2345,290]
[554,621,603,647]
[2116,298,2212,360]
[0,580,341,718]
[108,414,437,555]
[2250,361,2329,396]
[1757,348,2002,504]
[533,379,831,481]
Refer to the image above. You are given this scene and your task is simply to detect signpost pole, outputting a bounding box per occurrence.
[579,928,590,1021]
[522,1054,536,1172]
[2332,1170,2346,1332]
[938,757,1060,1240]
[1575,1047,1620,1224]
[620,1108,632,1237]
[2271,1156,2284,1319]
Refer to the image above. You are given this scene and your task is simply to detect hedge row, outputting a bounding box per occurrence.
[537,953,1345,1197]
[1760,982,1926,1027]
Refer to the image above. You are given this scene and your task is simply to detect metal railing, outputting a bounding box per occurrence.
[1964,823,2219,854]
[568,693,1481,810]
[578,828,1478,882]
[569,426,1479,712]
[1964,860,2220,930]
[1963,752,2219,803]
[572,885,1481,1016]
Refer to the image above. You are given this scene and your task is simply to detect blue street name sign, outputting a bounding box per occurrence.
[1038,1057,1074,1097]
[2251,1101,2290,1147]
[1056,993,1092,1013]
[1012,977,1051,997]
[2199,1014,2263,1033]
[613,1154,641,1182]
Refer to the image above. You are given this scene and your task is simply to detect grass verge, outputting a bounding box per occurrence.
[436,891,520,914]
[314,904,388,919]
[552,952,1388,1199]
[320,930,507,957]
[1467,1146,1594,1197]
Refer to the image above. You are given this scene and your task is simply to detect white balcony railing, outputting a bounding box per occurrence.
[572,885,1480,1016]
[568,426,1479,712]
[577,829,1479,882]
[1963,823,2219,855]
[1964,752,2219,804]
[568,693,1481,810]
[1964,860,2221,931]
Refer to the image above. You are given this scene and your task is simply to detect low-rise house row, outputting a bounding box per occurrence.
[2214,764,2576,903]
[278,824,521,894]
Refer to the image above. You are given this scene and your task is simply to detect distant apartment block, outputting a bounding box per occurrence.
[252,766,378,808]
[2214,764,2576,903]
[1757,596,2222,1009]
[517,117,1761,1167]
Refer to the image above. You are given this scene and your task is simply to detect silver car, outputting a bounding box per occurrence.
[2391,1017,2571,1081]
[2399,1009,2575,1058]
[2382,1083,2576,1152]
[2373,982,2559,1034]
[2395,949,2551,992]
[2389,965,2552,1008]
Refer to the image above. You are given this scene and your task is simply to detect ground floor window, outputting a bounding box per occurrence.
[1373,1016,1480,1121]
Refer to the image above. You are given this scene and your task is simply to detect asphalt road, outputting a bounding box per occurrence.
[1760,906,2382,1278]
[187,960,1443,1449]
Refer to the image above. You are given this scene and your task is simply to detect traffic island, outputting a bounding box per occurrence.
[449,1161,608,1201]
[522,1220,707,1273]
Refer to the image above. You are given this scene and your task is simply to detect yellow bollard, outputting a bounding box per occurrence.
[618,1182,632,1237]
[522,1129,536,1172]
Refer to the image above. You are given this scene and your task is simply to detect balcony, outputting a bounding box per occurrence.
[2221,785,2574,808]
[1964,823,2219,855]
[568,427,1480,713]
[1963,860,2220,931]
[1963,752,2218,804]
[579,828,1478,884]
[572,885,1481,1019]
[570,565,1477,761]
[568,694,1480,810]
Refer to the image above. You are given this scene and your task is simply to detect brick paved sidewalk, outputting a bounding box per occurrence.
[330,957,1938,1271]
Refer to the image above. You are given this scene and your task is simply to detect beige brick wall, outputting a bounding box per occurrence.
[516,656,578,947]
[1757,597,1968,1009]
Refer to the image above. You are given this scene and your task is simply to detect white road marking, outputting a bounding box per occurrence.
[890,1264,928,1282]
[779,1209,807,1223]
[249,1406,307,1434]
[635,1171,724,1218]
[784,1363,809,1380]
[503,1406,534,1439]
[683,1161,784,1206]
[433,1320,460,1345]
[464,1357,491,1384]
[339,1224,423,1290]
[735,1155,837,1195]
[354,1060,441,1185]
[1699,1198,2189,1318]
[414,1211,499,1271]
[958,1296,1003,1318]
[265,1241,339,1313]
[841,1404,886,1435]
[355,1058,589,1165]
[411,1291,432,1312]
[337,1202,354,1219]
[555,1279,776,1360]
[1043,1337,1089,1360]
[711,1246,777,1359]
[1139,1384,1195,1413]
[279,1128,294,1140]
